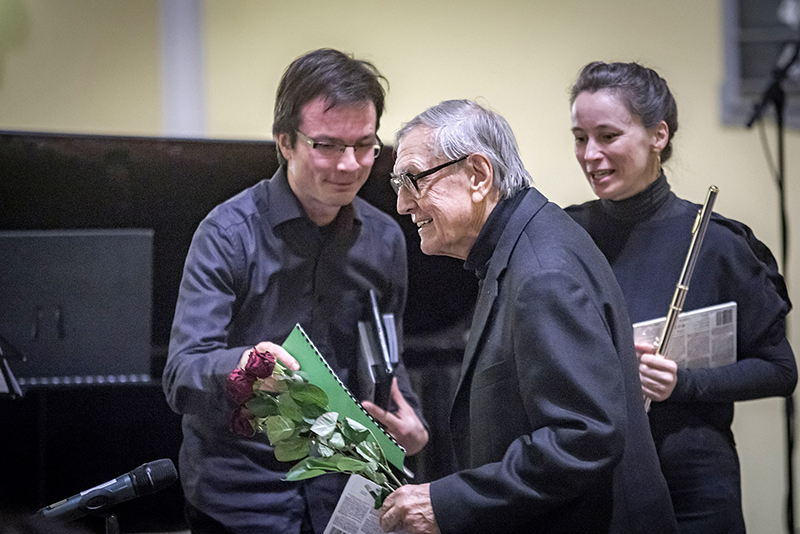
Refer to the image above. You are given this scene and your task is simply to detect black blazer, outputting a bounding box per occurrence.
[429,188,677,533]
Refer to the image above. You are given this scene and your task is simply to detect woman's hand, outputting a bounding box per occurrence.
[636,342,678,402]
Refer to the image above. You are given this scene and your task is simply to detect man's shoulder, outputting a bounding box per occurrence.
[507,200,613,279]
[520,196,596,244]
[203,179,269,230]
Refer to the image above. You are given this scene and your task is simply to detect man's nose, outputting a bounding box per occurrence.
[396,186,417,215]
[337,147,361,172]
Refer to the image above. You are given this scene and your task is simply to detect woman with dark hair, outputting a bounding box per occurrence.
[565,61,797,533]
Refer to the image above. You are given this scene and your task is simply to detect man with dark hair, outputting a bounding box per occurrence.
[272,48,386,167]
[163,48,428,534]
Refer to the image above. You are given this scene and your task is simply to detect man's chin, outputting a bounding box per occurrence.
[419,239,440,257]
[326,186,360,205]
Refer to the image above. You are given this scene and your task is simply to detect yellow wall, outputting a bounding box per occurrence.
[0,0,161,134]
[1,1,799,531]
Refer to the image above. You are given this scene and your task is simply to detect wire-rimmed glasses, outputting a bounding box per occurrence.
[296,130,383,160]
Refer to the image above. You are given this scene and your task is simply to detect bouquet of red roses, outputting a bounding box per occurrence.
[227,347,402,506]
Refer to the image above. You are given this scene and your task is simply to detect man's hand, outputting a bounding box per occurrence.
[363,378,429,455]
[636,342,678,402]
[379,483,439,534]
[238,342,299,371]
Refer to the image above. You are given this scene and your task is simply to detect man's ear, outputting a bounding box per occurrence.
[276,132,294,162]
[652,120,669,153]
[468,153,494,203]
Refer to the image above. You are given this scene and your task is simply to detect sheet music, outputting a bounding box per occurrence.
[324,474,398,534]
[632,301,737,369]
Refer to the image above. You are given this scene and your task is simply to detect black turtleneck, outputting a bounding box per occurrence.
[598,172,680,222]
[564,170,794,438]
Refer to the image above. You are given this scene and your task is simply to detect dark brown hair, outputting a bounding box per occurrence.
[571,61,678,162]
[272,48,387,165]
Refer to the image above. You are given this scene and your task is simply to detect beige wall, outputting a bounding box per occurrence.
[1,0,798,531]
[0,0,162,135]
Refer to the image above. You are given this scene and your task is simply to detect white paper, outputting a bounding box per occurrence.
[632,301,737,369]
[324,474,397,534]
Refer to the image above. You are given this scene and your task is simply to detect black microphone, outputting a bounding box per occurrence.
[34,459,178,523]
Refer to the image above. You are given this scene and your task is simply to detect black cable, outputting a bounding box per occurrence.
[750,49,794,534]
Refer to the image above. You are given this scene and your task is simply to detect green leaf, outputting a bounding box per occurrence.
[290,373,306,386]
[315,441,335,458]
[356,440,382,463]
[268,368,291,392]
[336,456,367,473]
[266,377,289,393]
[300,402,327,421]
[246,394,279,418]
[345,417,369,433]
[310,412,338,439]
[362,463,386,486]
[265,415,295,443]
[273,436,311,462]
[252,417,268,433]
[284,464,327,481]
[294,370,310,382]
[277,392,304,422]
[343,417,370,443]
[285,468,327,481]
[290,382,329,409]
[329,431,346,449]
[293,421,312,436]
[304,455,344,471]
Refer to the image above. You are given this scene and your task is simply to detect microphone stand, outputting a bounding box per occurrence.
[100,513,120,534]
[746,40,796,534]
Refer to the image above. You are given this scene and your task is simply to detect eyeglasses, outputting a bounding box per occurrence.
[296,130,383,159]
[389,155,468,195]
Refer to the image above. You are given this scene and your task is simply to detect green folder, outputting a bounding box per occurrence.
[281,323,406,471]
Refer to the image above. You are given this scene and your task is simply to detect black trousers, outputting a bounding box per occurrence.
[184,500,315,534]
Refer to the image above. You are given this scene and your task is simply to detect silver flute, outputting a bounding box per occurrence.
[644,185,718,412]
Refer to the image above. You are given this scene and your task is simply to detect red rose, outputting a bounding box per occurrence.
[229,405,256,437]
[227,368,257,405]
[245,348,276,379]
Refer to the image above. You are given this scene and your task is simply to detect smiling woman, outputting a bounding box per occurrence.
[565,61,796,534]
[570,89,667,201]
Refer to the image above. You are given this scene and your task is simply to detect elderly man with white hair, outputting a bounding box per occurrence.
[378,99,677,534]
